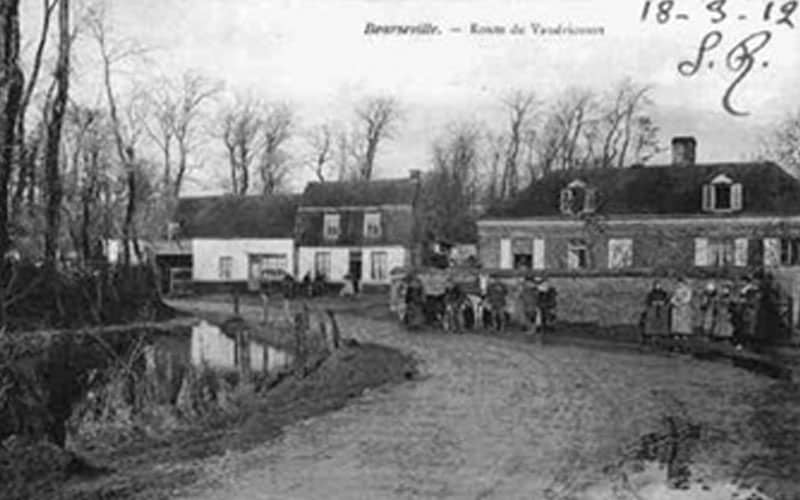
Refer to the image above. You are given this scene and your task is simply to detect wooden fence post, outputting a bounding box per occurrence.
[326,309,341,349]
[261,292,269,324]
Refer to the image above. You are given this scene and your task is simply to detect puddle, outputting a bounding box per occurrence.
[579,416,775,500]
[189,320,294,375]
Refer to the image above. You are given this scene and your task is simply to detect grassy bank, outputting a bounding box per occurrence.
[3,340,416,500]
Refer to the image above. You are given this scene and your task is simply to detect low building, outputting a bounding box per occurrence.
[295,172,421,290]
[172,194,299,293]
[477,136,800,330]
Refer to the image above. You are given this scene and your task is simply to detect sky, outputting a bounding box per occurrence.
[21,0,800,194]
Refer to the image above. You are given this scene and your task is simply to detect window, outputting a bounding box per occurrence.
[781,238,800,266]
[702,174,742,212]
[323,213,341,241]
[249,253,288,281]
[608,238,633,269]
[370,251,388,281]
[314,252,331,278]
[218,256,233,280]
[512,238,533,270]
[567,239,589,270]
[709,239,735,266]
[695,237,748,267]
[364,212,382,239]
[560,180,597,215]
[251,253,287,271]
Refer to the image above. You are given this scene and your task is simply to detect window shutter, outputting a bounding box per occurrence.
[734,238,748,267]
[731,183,743,210]
[560,189,572,214]
[694,238,709,266]
[532,238,545,270]
[499,238,512,269]
[701,185,713,211]
[584,188,597,213]
[764,238,780,267]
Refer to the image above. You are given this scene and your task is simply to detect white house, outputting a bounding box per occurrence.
[294,173,420,289]
[172,194,299,292]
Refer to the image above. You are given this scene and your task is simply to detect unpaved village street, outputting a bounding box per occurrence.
[173,299,797,500]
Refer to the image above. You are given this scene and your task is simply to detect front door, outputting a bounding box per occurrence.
[349,250,362,289]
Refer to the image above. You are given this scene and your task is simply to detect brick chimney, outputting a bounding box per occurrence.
[671,136,697,166]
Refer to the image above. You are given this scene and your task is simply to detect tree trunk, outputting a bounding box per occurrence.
[0,0,23,326]
[43,0,70,268]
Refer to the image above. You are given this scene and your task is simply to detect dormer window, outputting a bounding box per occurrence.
[364,212,382,239]
[560,180,596,215]
[323,213,341,241]
[702,174,742,213]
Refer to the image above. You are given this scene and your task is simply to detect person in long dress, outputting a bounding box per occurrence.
[642,281,670,342]
[670,277,694,342]
[738,276,761,346]
[700,282,717,338]
[715,285,735,341]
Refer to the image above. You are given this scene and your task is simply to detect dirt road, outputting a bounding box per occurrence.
[173,299,793,500]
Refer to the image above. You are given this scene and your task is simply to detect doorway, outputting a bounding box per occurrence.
[349,250,362,293]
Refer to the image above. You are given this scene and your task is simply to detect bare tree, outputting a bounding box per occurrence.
[88,3,149,265]
[0,0,24,324]
[258,102,292,194]
[141,71,221,198]
[42,0,70,268]
[599,78,659,168]
[481,130,505,205]
[500,91,536,199]
[11,0,57,214]
[536,88,596,173]
[219,96,260,195]
[353,96,400,180]
[761,109,800,178]
[421,123,482,249]
[304,123,335,182]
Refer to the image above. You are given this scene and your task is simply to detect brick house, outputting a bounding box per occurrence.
[295,172,421,289]
[477,137,800,329]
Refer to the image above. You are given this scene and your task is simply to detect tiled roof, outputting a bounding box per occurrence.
[300,178,418,207]
[486,162,800,218]
[174,194,299,239]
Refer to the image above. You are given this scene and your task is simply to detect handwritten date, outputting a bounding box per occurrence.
[678,30,772,116]
[641,0,797,28]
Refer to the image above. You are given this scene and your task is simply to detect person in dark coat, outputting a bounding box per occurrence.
[404,273,425,328]
[520,276,541,335]
[538,277,557,331]
[443,280,466,333]
[736,275,761,347]
[485,278,508,332]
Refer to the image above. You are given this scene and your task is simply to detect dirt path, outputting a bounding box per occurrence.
[172,299,791,500]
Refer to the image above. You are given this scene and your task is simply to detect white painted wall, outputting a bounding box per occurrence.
[192,238,295,281]
[297,247,350,282]
[361,246,407,284]
[297,245,407,284]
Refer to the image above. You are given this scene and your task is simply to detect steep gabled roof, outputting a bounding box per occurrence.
[174,194,299,239]
[486,162,800,218]
[300,178,418,207]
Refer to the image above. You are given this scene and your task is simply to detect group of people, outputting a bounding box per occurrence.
[642,275,764,346]
[401,272,557,334]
